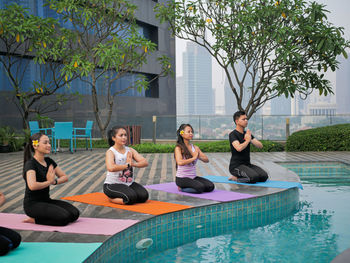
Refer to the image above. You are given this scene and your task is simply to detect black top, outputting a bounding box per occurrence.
[229,129,255,170]
[23,157,57,203]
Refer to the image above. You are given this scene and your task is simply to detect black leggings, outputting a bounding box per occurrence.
[103,182,149,205]
[230,164,268,183]
[176,176,215,193]
[0,227,21,256]
[23,199,80,226]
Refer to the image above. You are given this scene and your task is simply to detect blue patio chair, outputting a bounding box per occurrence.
[74,121,93,151]
[53,122,74,153]
[28,121,53,136]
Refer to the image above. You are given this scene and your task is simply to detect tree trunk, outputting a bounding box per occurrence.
[90,73,114,140]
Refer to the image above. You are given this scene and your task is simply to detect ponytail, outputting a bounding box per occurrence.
[23,133,44,171]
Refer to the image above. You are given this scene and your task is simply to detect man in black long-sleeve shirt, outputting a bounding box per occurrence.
[228,111,268,183]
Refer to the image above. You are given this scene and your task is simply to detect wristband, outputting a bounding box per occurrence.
[127,163,131,169]
[53,178,58,185]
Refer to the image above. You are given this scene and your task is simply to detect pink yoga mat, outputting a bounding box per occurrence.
[145,182,256,201]
[0,213,138,235]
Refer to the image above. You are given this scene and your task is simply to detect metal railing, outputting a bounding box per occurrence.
[149,114,350,141]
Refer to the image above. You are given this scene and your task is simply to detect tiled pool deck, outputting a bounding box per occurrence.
[1,150,349,260]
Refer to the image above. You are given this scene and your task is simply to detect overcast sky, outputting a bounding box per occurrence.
[175,0,350,107]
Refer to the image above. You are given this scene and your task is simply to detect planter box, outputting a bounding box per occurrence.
[0,145,10,153]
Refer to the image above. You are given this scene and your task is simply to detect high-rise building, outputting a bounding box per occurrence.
[176,76,185,115]
[336,54,350,114]
[270,96,291,115]
[291,93,310,115]
[0,0,175,138]
[182,42,214,115]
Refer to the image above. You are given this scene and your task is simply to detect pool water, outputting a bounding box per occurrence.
[142,162,350,263]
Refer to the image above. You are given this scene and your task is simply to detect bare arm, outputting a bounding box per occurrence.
[105,149,128,172]
[251,138,263,149]
[232,139,251,152]
[232,129,254,152]
[195,146,209,163]
[26,165,56,191]
[129,148,148,168]
[53,166,69,184]
[174,146,198,166]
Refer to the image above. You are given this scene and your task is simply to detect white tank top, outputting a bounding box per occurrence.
[104,146,133,185]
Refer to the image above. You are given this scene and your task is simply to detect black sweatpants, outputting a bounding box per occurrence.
[23,199,80,226]
[103,182,149,205]
[0,227,21,256]
[230,163,268,183]
[176,176,215,193]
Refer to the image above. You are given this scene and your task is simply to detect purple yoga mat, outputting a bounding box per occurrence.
[0,213,138,235]
[145,182,256,201]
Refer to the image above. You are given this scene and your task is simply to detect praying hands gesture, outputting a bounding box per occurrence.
[46,165,56,184]
[244,129,252,142]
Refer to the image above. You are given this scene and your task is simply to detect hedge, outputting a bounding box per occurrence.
[131,140,284,153]
[20,138,284,153]
[286,124,350,151]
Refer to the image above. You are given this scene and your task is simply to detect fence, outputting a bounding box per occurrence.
[150,114,350,141]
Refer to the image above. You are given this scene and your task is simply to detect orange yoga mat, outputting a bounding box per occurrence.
[62,192,192,215]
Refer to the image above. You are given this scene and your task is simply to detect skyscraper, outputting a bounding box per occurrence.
[271,96,291,115]
[336,54,350,114]
[182,42,214,115]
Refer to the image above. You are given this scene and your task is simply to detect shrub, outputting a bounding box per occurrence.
[0,126,22,152]
[131,140,284,153]
[131,143,175,153]
[286,124,350,151]
[251,140,285,152]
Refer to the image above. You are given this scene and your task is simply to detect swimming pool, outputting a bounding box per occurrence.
[84,180,299,262]
[140,162,350,263]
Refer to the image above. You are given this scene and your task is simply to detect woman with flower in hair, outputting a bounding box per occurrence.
[175,124,214,193]
[22,133,79,226]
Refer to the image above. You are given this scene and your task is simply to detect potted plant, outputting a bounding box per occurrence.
[0,126,17,153]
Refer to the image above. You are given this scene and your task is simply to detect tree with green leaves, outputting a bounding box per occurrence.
[0,3,78,129]
[155,0,350,118]
[47,0,172,139]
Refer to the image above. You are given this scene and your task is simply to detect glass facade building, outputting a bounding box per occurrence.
[0,0,175,138]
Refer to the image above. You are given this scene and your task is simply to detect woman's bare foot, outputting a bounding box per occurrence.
[228,175,238,181]
[109,198,125,205]
[23,217,35,224]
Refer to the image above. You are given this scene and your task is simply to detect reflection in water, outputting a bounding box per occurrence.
[143,180,350,263]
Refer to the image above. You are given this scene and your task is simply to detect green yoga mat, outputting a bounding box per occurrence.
[3,242,101,263]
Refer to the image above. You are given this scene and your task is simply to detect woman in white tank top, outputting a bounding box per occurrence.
[103,126,148,205]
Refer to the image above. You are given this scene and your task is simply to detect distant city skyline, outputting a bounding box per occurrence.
[177,42,214,115]
[175,0,350,115]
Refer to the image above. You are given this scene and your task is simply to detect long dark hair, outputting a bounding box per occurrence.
[23,132,45,170]
[107,126,126,147]
[176,123,194,160]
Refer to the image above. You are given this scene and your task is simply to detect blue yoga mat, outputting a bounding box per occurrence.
[3,242,101,263]
[203,175,303,189]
